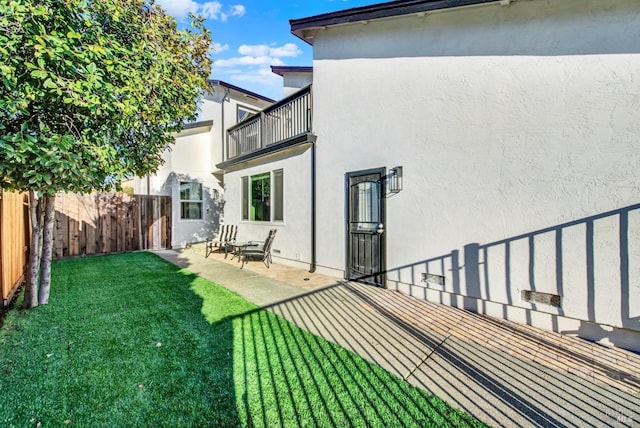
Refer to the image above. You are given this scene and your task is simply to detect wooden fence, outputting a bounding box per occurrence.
[1,192,170,306]
[54,193,171,259]
[0,191,30,307]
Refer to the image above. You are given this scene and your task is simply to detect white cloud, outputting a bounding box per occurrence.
[269,43,303,58]
[226,67,283,99]
[233,43,302,62]
[156,0,246,21]
[232,68,281,86]
[156,0,199,18]
[200,2,223,19]
[238,44,269,57]
[215,43,301,68]
[215,56,285,68]
[212,42,304,100]
[229,5,246,17]
[211,42,230,54]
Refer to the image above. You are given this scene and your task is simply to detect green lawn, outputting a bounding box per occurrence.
[0,252,485,427]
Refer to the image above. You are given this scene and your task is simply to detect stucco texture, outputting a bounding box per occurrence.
[311,0,640,348]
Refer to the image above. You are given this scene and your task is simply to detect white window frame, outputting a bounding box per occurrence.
[241,169,284,223]
[179,181,203,221]
[237,105,258,123]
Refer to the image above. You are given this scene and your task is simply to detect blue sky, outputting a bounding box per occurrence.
[156,0,377,100]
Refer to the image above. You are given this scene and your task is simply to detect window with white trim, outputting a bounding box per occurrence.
[237,105,257,122]
[241,169,283,222]
[180,182,203,220]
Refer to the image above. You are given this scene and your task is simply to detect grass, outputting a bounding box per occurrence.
[0,252,485,427]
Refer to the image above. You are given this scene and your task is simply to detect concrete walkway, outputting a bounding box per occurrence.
[154,245,640,428]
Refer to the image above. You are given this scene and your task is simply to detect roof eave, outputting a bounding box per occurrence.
[271,65,314,77]
[181,120,213,131]
[290,0,500,45]
[207,79,276,104]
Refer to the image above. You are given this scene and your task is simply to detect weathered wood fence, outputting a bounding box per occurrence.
[54,193,171,259]
[1,192,170,306]
[0,191,30,307]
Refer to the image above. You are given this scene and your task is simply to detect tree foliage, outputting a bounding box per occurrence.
[0,0,213,308]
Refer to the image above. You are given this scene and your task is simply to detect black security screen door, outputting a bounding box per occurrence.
[346,169,385,287]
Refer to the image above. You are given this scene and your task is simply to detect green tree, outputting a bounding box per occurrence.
[0,0,212,308]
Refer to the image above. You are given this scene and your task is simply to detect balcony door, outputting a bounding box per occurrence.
[346,169,386,287]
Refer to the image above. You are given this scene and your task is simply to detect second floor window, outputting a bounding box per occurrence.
[237,105,257,122]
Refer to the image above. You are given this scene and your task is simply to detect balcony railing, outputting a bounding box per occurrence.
[226,85,312,161]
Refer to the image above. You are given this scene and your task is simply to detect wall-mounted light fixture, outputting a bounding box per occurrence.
[388,166,403,193]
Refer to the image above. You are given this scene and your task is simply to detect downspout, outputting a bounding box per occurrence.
[220,87,230,162]
[308,84,317,273]
[309,134,317,273]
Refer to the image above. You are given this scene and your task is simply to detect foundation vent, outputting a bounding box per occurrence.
[421,273,445,287]
[521,290,561,308]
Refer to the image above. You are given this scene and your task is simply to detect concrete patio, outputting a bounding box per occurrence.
[153,244,639,427]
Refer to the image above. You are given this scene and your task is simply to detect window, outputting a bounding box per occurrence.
[241,169,283,222]
[237,105,257,122]
[251,173,270,221]
[180,182,203,220]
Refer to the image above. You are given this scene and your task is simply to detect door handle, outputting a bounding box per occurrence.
[376,223,384,234]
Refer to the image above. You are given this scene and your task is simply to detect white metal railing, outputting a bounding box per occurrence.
[226,86,311,161]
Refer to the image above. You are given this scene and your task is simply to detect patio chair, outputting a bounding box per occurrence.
[240,229,277,269]
[206,224,237,258]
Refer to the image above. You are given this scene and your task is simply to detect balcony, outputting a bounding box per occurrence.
[223,85,313,166]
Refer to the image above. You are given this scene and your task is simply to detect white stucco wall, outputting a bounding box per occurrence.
[135,128,220,248]
[199,99,223,169]
[223,146,313,268]
[282,73,313,98]
[168,130,221,247]
[311,0,640,349]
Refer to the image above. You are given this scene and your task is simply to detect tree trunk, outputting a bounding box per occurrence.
[38,194,56,305]
[23,191,41,309]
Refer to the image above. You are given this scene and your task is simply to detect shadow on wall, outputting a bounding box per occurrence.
[385,203,640,351]
[163,172,222,246]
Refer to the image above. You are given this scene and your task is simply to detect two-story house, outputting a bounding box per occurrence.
[135,80,273,248]
[216,0,640,352]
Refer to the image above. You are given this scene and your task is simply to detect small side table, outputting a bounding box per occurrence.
[225,242,259,261]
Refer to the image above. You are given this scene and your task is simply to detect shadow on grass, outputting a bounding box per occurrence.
[6,252,637,427]
[225,296,476,427]
[0,252,481,427]
[157,248,640,427]
[184,272,479,426]
[0,253,241,426]
[260,282,640,428]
